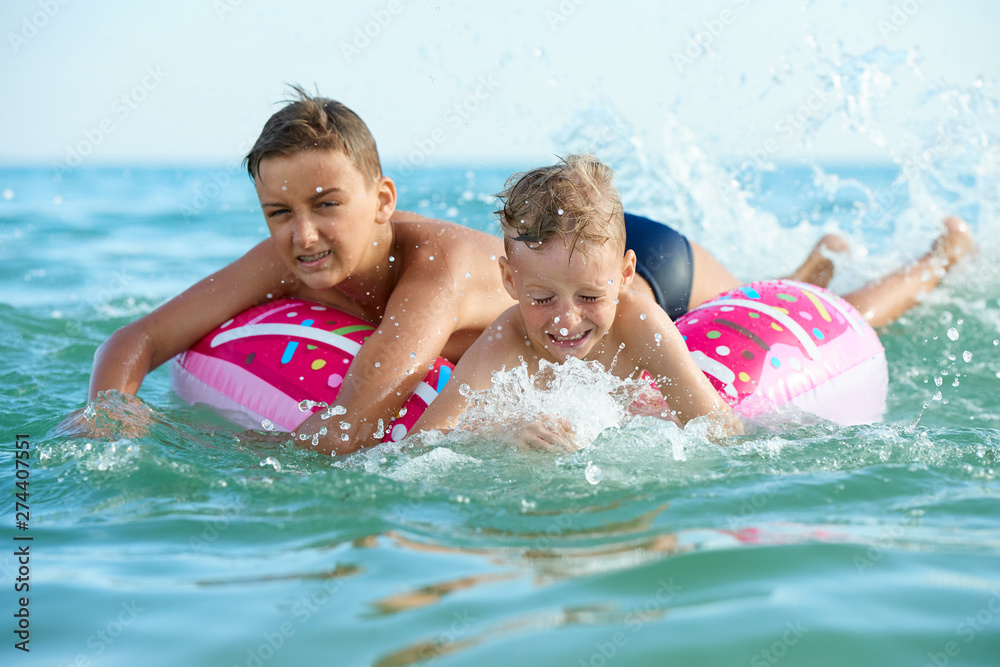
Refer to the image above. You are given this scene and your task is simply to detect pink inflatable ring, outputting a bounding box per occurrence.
[170,298,453,442]
[676,280,887,425]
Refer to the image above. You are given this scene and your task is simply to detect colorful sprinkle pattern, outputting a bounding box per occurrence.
[172,298,453,441]
[676,280,886,422]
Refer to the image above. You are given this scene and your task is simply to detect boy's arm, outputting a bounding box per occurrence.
[87,240,292,400]
[620,296,743,435]
[409,312,578,454]
[295,260,482,455]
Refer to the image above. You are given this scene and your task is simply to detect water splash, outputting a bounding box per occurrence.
[457,357,659,448]
[552,42,1000,288]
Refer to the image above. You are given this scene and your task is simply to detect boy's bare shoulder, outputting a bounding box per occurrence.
[392,212,504,256]
[389,214,512,321]
[463,305,532,368]
[607,290,682,357]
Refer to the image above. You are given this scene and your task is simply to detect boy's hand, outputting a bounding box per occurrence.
[504,416,579,454]
[56,390,156,440]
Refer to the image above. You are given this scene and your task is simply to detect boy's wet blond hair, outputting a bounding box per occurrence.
[496,154,625,259]
[244,85,382,184]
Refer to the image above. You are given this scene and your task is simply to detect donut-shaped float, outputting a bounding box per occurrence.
[676,280,887,425]
[169,298,453,442]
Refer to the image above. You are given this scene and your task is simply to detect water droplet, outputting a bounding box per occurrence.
[298,433,308,441]
[311,434,319,446]
[261,419,275,431]
[321,405,347,420]
[557,208,564,215]
[339,421,351,430]
[947,327,960,341]
[410,352,416,359]
[585,461,603,485]
[952,378,960,387]
[397,407,407,418]
[465,272,472,279]
[490,255,497,260]
[607,279,614,285]
[459,383,471,397]
[963,351,973,362]
[429,255,435,261]
[389,255,395,262]
[298,399,315,412]
[934,376,943,386]
[374,362,381,368]
[654,333,662,345]
[553,316,560,324]
[559,327,568,336]
[341,434,349,442]
[639,313,647,321]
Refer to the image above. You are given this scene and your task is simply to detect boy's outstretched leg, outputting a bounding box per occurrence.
[842,217,976,328]
[786,234,850,288]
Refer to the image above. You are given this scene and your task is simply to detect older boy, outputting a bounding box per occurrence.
[85,88,514,454]
[410,155,743,450]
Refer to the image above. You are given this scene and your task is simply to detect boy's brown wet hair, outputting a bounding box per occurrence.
[244,85,382,184]
[496,154,625,259]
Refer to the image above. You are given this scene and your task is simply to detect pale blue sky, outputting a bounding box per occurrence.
[2,0,997,168]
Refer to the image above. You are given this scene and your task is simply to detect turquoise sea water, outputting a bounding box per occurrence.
[2,157,998,666]
[4,55,1000,664]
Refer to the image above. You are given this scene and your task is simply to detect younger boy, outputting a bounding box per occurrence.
[411,155,743,450]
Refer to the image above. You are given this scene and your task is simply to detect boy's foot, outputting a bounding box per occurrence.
[787,234,850,288]
[931,216,977,270]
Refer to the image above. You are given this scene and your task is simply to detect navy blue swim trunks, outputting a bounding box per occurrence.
[623,212,693,321]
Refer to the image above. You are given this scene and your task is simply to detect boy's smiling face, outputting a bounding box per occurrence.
[255,149,394,290]
[501,237,635,363]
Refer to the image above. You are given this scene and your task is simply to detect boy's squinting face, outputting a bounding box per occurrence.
[255,150,393,290]
[501,238,635,363]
